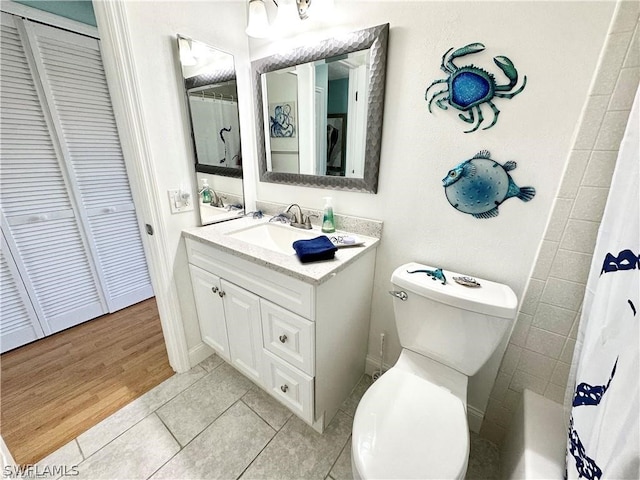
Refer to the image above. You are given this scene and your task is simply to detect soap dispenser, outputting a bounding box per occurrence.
[321,197,335,233]
[199,178,212,204]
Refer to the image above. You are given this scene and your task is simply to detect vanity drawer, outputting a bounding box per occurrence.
[186,238,314,319]
[263,350,313,423]
[261,299,314,376]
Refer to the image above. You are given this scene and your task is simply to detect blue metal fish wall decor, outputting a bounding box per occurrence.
[425,43,527,133]
[443,151,536,219]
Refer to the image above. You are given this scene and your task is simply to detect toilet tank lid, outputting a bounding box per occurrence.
[392,263,518,319]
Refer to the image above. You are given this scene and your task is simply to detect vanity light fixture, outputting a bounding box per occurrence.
[246,0,270,38]
[246,0,332,38]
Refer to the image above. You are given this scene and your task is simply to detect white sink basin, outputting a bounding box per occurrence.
[226,222,319,255]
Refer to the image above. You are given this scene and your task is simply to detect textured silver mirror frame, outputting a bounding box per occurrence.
[252,23,389,193]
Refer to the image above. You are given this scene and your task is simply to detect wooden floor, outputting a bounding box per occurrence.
[0,298,174,465]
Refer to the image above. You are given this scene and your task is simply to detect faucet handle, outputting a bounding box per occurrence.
[304,214,318,229]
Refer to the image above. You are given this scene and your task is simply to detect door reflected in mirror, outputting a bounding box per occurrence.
[263,49,370,178]
[177,35,245,225]
[252,23,389,193]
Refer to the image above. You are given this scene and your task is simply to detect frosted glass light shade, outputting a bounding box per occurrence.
[246,0,270,38]
[273,0,301,36]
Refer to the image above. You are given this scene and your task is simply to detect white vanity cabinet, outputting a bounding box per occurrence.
[185,233,377,432]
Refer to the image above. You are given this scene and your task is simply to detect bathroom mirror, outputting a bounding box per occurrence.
[252,23,389,193]
[177,35,245,225]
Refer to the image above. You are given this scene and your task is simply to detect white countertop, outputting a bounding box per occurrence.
[183,216,380,285]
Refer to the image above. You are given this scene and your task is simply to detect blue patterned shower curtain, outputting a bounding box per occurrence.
[565,86,639,479]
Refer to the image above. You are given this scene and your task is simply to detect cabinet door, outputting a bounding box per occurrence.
[188,265,230,361]
[221,280,263,383]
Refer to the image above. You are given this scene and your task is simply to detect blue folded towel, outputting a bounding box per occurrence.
[292,235,337,263]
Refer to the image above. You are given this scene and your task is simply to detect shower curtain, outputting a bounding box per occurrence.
[565,86,639,479]
[189,96,241,167]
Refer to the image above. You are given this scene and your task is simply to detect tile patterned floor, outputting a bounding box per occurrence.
[38,355,500,479]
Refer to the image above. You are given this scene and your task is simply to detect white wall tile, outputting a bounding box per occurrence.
[570,186,610,222]
[496,4,635,439]
[525,327,567,359]
[582,150,618,187]
[551,362,572,386]
[532,302,576,336]
[520,279,545,315]
[541,278,586,311]
[510,369,547,395]
[479,421,507,446]
[609,2,640,34]
[557,151,590,199]
[591,32,635,94]
[545,198,574,241]
[623,24,639,68]
[502,389,521,412]
[500,344,523,376]
[484,401,514,428]
[569,311,581,339]
[532,241,559,280]
[510,313,532,347]
[560,219,600,254]
[490,371,513,403]
[544,383,566,404]
[573,95,610,150]
[560,337,577,364]
[610,66,640,110]
[518,349,557,379]
[595,110,634,150]
[549,249,593,283]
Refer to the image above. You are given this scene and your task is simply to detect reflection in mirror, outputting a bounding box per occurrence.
[252,24,389,193]
[177,35,245,225]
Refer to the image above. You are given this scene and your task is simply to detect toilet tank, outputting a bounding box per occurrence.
[391,262,518,376]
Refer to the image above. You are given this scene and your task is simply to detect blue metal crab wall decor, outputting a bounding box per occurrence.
[425,43,527,133]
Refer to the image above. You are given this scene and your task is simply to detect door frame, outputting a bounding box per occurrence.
[91,0,190,373]
[1,0,189,371]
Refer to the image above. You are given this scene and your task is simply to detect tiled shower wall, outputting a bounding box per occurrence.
[479,1,640,445]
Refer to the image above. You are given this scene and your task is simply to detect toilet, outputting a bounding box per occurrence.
[351,262,517,479]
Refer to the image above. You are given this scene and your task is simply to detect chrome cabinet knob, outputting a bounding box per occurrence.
[279,334,287,343]
[280,384,288,393]
[211,286,219,294]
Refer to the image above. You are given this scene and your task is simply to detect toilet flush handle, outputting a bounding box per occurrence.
[389,290,408,301]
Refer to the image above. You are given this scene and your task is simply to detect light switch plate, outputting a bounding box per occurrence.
[168,188,194,214]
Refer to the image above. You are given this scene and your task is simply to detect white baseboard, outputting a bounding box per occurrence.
[188,342,215,368]
[366,354,485,433]
[467,405,484,433]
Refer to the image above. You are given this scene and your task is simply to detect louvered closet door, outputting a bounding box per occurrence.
[0,233,45,352]
[0,13,107,343]
[27,21,153,312]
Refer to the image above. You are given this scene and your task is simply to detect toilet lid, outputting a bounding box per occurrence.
[352,368,469,480]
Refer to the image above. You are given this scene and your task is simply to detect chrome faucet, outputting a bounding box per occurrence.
[210,190,225,208]
[283,204,315,229]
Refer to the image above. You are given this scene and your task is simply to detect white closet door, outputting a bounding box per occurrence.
[0,13,106,337]
[27,21,153,312]
[0,233,44,353]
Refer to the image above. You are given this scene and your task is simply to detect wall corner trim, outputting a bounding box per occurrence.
[92,0,190,373]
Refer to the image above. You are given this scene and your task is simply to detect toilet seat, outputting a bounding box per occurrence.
[352,367,470,480]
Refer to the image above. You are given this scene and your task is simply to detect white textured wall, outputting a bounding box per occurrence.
[481,2,640,445]
[114,1,252,357]
[248,1,615,420]
[110,0,619,428]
